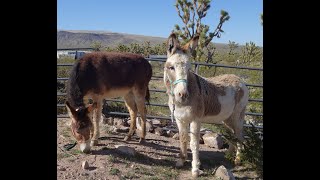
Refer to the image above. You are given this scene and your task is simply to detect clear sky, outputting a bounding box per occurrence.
[57,0,263,46]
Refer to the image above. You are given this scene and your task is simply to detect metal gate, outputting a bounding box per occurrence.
[57,49,263,129]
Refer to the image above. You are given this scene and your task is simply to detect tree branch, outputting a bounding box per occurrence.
[175,4,184,22]
[191,2,196,37]
[205,45,215,63]
[176,3,192,39]
[195,0,203,35]
[203,17,225,48]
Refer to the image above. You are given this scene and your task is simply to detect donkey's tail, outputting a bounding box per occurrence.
[145,86,150,105]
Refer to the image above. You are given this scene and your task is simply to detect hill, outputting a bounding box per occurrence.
[58,30,167,49]
[57,30,231,52]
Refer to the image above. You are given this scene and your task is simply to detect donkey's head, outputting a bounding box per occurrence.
[164,33,199,104]
[65,101,96,153]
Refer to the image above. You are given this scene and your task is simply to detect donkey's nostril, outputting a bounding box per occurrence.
[180,93,186,98]
[178,92,188,99]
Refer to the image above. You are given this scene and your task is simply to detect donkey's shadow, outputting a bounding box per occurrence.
[91,134,232,170]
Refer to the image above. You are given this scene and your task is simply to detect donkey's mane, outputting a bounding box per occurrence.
[66,61,85,108]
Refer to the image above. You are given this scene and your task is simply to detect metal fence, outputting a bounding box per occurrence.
[57,49,263,129]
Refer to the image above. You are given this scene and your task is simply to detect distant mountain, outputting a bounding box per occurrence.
[57,30,231,52]
[57,30,168,49]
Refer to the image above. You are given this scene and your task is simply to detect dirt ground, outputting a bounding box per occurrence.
[57,118,261,180]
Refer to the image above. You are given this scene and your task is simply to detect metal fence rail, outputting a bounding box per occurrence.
[56,113,262,129]
[57,77,263,89]
[57,103,263,117]
[58,59,263,71]
[57,92,263,102]
[145,58,263,71]
[57,48,94,51]
[57,59,263,88]
[57,54,263,129]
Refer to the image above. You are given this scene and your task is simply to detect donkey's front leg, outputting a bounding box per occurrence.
[176,120,189,167]
[190,120,202,178]
[84,98,95,139]
[91,101,102,146]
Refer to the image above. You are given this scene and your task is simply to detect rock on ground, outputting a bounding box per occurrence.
[214,165,235,180]
[202,132,223,149]
[81,161,89,170]
[113,126,130,133]
[172,133,179,140]
[146,121,154,132]
[154,127,165,136]
[136,118,154,133]
[113,118,125,126]
[114,145,136,156]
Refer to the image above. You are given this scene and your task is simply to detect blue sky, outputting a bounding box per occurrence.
[57,0,263,46]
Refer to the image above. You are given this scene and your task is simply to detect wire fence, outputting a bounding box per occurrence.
[57,49,263,130]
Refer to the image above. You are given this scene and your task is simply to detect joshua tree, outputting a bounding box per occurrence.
[173,0,230,63]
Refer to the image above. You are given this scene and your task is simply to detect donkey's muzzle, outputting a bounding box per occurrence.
[178,91,189,99]
[172,78,188,103]
[176,89,189,103]
[80,141,91,153]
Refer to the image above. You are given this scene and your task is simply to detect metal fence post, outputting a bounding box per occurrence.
[194,64,199,74]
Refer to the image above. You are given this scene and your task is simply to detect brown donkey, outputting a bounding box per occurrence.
[65,52,152,153]
[164,33,249,178]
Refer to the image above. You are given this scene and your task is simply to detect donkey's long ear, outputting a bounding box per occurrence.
[181,35,199,53]
[65,101,76,121]
[167,33,180,57]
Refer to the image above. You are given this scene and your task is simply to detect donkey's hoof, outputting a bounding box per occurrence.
[138,138,146,144]
[124,136,131,141]
[175,159,185,168]
[90,140,98,146]
[191,169,203,178]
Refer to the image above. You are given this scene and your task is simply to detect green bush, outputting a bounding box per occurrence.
[240,124,263,176]
[203,123,263,176]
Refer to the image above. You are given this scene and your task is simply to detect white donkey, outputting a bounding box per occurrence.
[163,33,249,178]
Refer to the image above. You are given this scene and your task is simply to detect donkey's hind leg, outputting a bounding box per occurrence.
[90,98,103,146]
[133,88,147,143]
[223,109,245,165]
[234,108,245,165]
[123,91,138,141]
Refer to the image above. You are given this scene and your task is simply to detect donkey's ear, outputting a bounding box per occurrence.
[65,101,76,120]
[181,35,199,53]
[87,102,97,113]
[167,33,180,57]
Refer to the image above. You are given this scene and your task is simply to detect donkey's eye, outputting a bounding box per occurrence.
[168,66,175,71]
